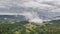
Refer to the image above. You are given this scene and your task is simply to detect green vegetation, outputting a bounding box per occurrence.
[0,19,60,34]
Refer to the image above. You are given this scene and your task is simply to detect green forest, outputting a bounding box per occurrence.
[0,19,60,34]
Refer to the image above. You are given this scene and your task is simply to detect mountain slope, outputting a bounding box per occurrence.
[0,15,26,21]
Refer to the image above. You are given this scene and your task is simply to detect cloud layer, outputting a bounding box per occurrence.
[0,0,60,22]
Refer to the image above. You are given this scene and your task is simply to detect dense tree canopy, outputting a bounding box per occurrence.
[0,20,60,34]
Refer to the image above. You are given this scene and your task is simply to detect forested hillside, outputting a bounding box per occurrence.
[0,19,60,34]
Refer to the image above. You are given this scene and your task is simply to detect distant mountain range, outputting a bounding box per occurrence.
[0,15,60,22]
[0,15,26,21]
[48,19,60,23]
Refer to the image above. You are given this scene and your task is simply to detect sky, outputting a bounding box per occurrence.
[0,0,60,22]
